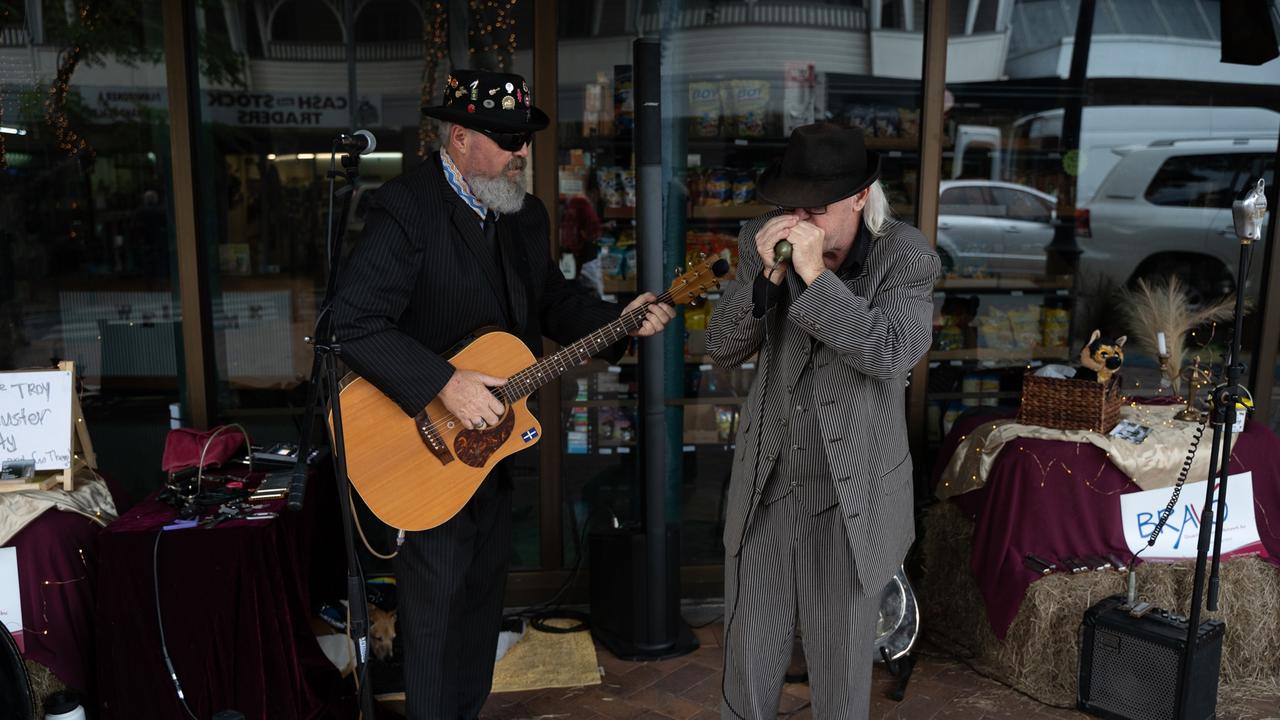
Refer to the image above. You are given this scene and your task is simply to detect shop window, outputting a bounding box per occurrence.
[269,0,345,42]
[354,0,424,43]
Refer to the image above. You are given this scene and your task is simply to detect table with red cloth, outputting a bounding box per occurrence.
[5,508,109,695]
[931,405,1280,639]
[94,471,346,719]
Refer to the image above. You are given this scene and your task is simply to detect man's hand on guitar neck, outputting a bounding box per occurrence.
[439,369,507,430]
[623,292,676,337]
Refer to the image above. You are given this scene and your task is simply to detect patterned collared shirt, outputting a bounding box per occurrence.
[440,148,487,225]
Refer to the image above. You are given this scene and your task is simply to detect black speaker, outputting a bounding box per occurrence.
[588,525,696,660]
[1078,595,1224,720]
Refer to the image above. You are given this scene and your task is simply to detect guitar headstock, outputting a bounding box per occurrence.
[667,254,732,306]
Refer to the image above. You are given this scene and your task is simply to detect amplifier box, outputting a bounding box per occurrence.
[1078,594,1224,720]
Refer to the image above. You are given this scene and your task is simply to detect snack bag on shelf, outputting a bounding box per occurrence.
[597,167,624,208]
[704,168,733,206]
[715,405,738,443]
[728,79,770,137]
[874,104,902,138]
[1008,306,1042,350]
[732,169,756,205]
[898,108,920,139]
[1041,305,1070,349]
[613,65,634,135]
[621,170,636,208]
[689,81,722,137]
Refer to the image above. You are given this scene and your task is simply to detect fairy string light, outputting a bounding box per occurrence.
[418,1,449,158]
[467,0,518,70]
[44,1,99,163]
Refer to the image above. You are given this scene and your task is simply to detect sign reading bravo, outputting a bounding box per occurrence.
[1120,472,1263,560]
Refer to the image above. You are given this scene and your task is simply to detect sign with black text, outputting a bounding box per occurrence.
[0,369,74,471]
[80,86,383,129]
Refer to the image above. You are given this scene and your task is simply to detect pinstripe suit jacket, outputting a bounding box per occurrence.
[707,211,939,594]
[332,154,624,418]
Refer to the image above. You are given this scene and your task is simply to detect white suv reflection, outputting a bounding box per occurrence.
[1077,137,1276,306]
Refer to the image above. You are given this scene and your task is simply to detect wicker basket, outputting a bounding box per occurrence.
[1018,372,1123,433]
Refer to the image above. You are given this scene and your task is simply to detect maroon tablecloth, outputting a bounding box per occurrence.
[933,407,1280,638]
[94,474,345,719]
[4,509,104,695]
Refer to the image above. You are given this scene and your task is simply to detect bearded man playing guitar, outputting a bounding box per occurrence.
[333,69,673,719]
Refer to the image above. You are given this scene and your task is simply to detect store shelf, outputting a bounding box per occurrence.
[936,276,1074,292]
[564,399,637,407]
[929,391,1023,400]
[616,355,756,367]
[602,204,773,221]
[929,347,1072,362]
[664,397,746,406]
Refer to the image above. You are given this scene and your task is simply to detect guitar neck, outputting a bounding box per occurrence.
[497,293,671,403]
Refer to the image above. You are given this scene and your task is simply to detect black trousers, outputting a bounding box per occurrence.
[396,468,512,719]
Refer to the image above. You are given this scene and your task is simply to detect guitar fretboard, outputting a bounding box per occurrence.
[494,289,675,403]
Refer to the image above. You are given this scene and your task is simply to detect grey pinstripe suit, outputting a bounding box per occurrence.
[707,211,938,719]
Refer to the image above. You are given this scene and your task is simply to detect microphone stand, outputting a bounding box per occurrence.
[1178,178,1266,717]
[289,142,377,720]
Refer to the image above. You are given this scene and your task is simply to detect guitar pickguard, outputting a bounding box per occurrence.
[453,410,515,467]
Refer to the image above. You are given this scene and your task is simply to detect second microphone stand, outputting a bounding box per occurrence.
[289,144,377,720]
[1177,178,1267,717]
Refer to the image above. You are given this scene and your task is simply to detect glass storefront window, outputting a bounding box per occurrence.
[0,0,193,502]
[555,0,926,566]
[927,0,1280,456]
[191,0,541,568]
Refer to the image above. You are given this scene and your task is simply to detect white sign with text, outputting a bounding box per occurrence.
[0,547,22,653]
[1120,472,1262,560]
[0,369,74,471]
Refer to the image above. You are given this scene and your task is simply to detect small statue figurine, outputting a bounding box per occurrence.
[1076,329,1127,384]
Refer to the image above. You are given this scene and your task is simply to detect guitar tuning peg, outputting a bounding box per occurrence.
[698,252,707,261]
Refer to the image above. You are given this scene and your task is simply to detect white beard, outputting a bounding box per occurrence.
[469,163,528,214]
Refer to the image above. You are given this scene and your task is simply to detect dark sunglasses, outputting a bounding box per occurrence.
[477,128,532,152]
[776,204,829,216]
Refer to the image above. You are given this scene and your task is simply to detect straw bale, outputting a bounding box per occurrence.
[920,502,1280,708]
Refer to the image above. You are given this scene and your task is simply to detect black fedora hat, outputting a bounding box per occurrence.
[755,123,881,208]
[422,69,550,132]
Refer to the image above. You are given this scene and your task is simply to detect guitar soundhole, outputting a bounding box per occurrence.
[454,410,515,467]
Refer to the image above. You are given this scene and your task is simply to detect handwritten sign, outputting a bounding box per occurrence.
[1120,472,1262,560]
[0,369,74,471]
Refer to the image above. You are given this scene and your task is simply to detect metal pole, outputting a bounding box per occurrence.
[635,36,670,651]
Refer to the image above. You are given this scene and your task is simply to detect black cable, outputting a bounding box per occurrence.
[503,508,609,633]
[1130,392,1210,572]
[153,531,200,720]
[723,265,780,720]
[685,612,724,629]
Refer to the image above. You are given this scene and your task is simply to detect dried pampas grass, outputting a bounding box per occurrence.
[1118,277,1238,393]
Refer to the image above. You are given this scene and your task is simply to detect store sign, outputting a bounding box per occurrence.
[83,87,381,128]
[204,90,381,128]
[1119,472,1263,560]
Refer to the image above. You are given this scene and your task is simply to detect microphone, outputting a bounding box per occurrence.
[773,240,793,264]
[335,129,377,155]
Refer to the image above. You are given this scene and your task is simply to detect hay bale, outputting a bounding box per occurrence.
[24,659,67,711]
[920,502,1280,708]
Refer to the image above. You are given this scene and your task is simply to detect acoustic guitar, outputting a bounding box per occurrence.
[335,256,731,531]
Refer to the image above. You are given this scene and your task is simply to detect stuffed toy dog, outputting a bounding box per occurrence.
[1076,329,1126,384]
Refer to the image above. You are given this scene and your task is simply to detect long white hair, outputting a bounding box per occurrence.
[862,180,894,237]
